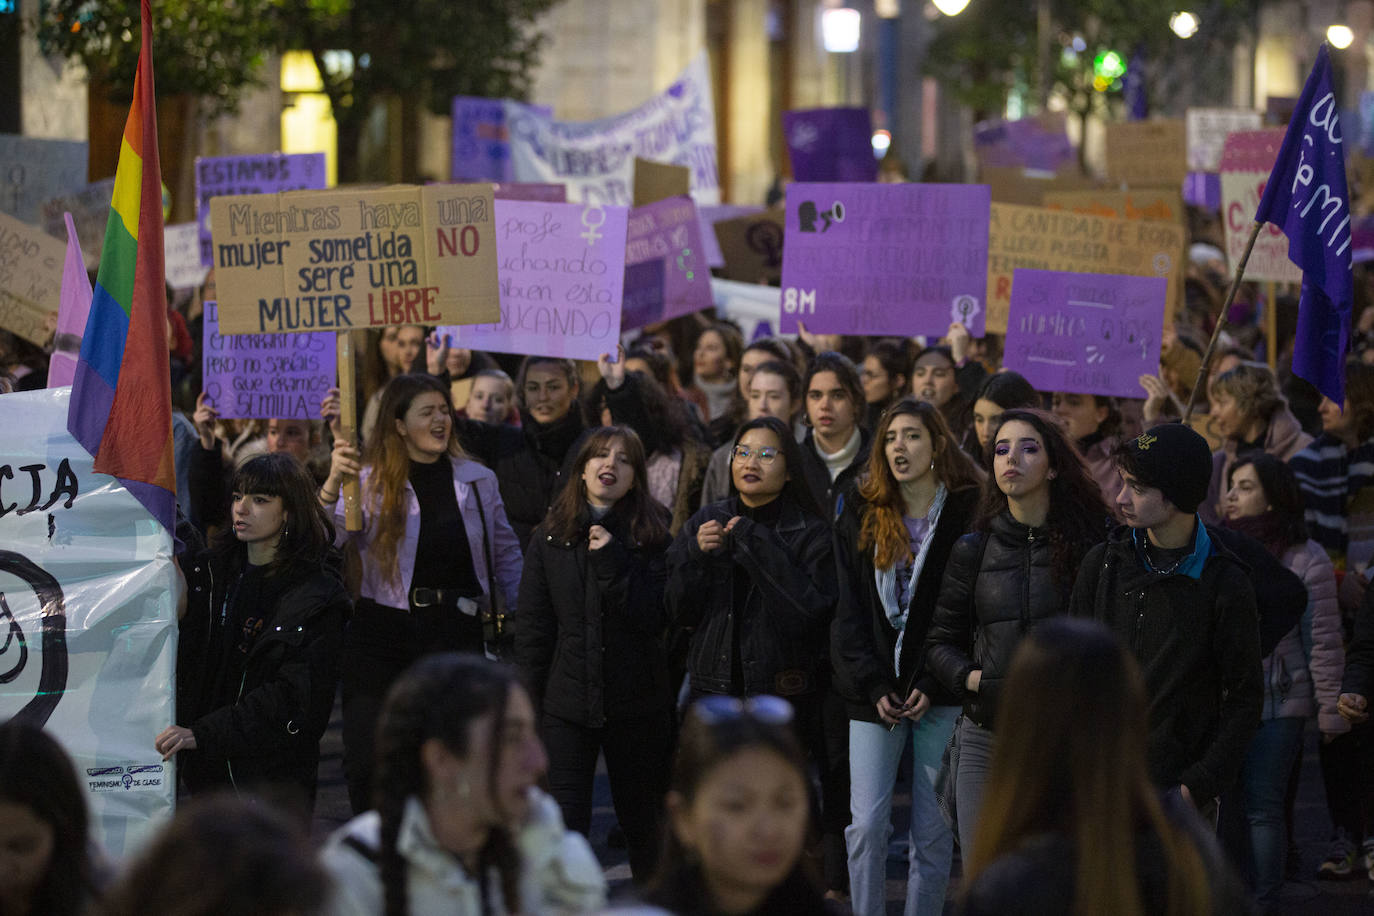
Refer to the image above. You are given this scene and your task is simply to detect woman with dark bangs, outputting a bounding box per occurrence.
[925,408,1110,854]
[516,425,676,882]
[961,618,1244,916]
[322,373,523,814]
[161,451,350,813]
[832,398,983,916]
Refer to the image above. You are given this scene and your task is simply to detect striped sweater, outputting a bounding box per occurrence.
[1289,433,1374,562]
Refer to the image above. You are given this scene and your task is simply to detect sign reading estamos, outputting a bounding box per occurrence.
[209,184,499,335]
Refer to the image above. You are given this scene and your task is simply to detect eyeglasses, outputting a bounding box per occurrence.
[731,445,780,464]
[691,694,795,726]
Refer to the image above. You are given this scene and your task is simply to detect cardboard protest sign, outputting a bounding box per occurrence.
[1186,107,1262,172]
[196,153,328,268]
[1002,268,1167,398]
[201,302,336,419]
[1043,189,1185,224]
[1104,120,1187,190]
[209,183,500,335]
[783,108,879,182]
[0,387,177,858]
[982,166,1101,206]
[1219,129,1302,284]
[0,136,88,223]
[438,199,628,360]
[0,211,65,346]
[973,113,1075,173]
[492,183,567,202]
[713,209,784,284]
[163,222,208,290]
[986,203,1185,334]
[780,183,990,337]
[505,51,720,205]
[634,159,691,206]
[699,205,761,269]
[623,196,712,326]
[41,180,114,271]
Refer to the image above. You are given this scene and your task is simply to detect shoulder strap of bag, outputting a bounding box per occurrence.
[469,481,500,609]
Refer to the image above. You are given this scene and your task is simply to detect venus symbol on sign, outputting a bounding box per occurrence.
[581,204,607,246]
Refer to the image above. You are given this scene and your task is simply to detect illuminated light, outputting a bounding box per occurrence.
[1093,49,1126,80]
[875,0,900,18]
[1072,35,1086,52]
[1170,11,1199,39]
[872,129,892,156]
[1328,24,1355,49]
[822,8,861,53]
[931,0,970,15]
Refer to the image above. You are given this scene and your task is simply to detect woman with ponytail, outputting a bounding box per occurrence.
[320,653,605,916]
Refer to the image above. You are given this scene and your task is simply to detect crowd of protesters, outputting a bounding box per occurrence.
[4,237,1374,916]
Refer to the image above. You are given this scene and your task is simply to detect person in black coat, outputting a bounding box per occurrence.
[159,452,350,816]
[796,351,872,521]
[516,425,674,882]
[832,398,983,916]
[924,409,1110,854]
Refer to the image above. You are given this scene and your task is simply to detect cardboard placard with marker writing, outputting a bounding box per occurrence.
[0,211,65,346]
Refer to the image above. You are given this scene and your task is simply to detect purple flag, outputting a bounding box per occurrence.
[1254,44,1353,405]
[1123,45,1148,121]
[47,212,91,389]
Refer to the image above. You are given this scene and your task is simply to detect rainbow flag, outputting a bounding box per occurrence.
[67,0,175,534]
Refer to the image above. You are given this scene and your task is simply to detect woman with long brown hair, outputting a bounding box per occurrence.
[832,398,982,916]
[516,425,675,882]
[961,617,1245,916]
[925,408,1110,855]
[322,373,523,814]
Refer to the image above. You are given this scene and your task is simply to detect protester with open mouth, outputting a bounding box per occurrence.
[516,425,676,883]
[164,451,350,814]
[832,398,984,916]
[320,653,605,915]
[321,373,523,815]
[925,408,1110,855]
[699,356,803,509]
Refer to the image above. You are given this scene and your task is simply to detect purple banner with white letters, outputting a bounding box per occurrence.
[622,196,713,328]
[779,182,990,337]
[201,301,337,419]
[783,108,878,182]
[439,199,628,360]
[196,153,327,267]
[1002,268,1166,398]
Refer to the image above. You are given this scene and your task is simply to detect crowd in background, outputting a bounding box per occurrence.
[3,205,1374,916]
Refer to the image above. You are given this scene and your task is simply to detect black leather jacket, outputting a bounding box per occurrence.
[666,495,837,697]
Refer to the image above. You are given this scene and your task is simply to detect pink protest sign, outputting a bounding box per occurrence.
[201,302,337,419]
[779,183,990,337]
[493,183,567,202]
[1219,130,1302,283]
[1002,268,1167,399]
[441,199,628,360]
[622,196,713,327]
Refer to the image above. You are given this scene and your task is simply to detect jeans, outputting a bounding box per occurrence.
[846,706,960,916]
[1241,717,1305,903]
[954,717,996,856]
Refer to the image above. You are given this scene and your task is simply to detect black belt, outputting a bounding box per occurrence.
[410,587,466,608]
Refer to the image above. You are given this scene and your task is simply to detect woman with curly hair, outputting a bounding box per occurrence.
[925,408,1110,854]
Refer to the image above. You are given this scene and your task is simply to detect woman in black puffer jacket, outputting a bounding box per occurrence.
[515,425,674,884]
[924,409,1109,854]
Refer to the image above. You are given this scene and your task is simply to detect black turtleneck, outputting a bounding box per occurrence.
[409,455,480,596]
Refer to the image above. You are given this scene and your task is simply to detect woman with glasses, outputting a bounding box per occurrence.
[832,399,983,916]
[860,340,911,432]
[643,695,834,916]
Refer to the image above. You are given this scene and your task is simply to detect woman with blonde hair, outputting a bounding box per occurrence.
[961,617,1248,916]
[322,373,523,814]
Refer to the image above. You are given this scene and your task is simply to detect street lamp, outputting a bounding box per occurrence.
[931,0,971,15]
[822,7,861,53]
[1170,11,1199,39]
[1328,24,1355,49]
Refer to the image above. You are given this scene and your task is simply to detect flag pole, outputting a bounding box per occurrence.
[1183,220,1265,422]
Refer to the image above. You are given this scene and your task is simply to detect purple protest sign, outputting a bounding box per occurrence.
[783,108,878,182]
[452,98,553,183]
[439,200,628,360]
[1002,269,1166,399]
[623,195,714,327]
[195,153,327,267]
[201,302,337,419]
[493,183,567,202]
[779,183,990,337]
[973,113,1075,172]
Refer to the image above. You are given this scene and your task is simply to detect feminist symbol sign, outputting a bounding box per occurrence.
[0,549,68,728]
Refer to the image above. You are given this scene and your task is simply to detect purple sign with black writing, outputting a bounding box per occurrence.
[196,153,327,267]
[622,195,713,328]
[439,199,628,360]
[783,108,878,182]
[1002,269,1166,399]
[779,182,991,337]
[201,301,337,419]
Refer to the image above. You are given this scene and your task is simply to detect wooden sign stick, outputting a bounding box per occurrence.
[336,329,364,531]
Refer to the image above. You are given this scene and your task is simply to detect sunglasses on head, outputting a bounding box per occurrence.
[690,694,795,727]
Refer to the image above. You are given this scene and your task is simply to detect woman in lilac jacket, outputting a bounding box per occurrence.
[320,373,522,814]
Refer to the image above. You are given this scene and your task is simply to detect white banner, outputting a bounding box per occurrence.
[0,388,177,859]
[506,51,720,206]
